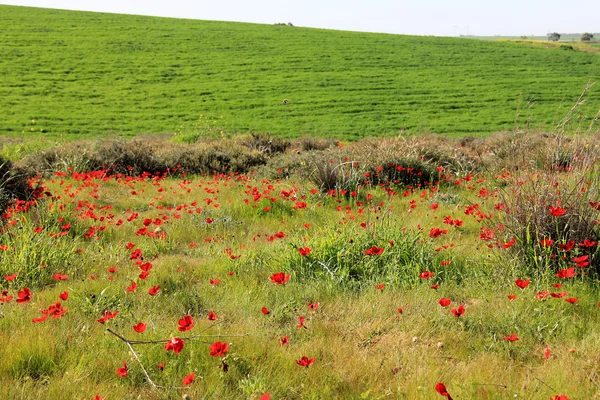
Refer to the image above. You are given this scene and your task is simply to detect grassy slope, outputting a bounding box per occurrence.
[0,5,599,139]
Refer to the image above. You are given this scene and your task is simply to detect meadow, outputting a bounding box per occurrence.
[1,5,600,140]
[1,130,600,399]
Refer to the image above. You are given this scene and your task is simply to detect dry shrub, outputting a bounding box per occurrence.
[464,131,600,175]
[19,138,268,177]
[296,137,335,152]
[236,132,291,155]
[497,134,600,275]
[0,156,33,215]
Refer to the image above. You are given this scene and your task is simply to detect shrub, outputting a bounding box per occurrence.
[0,156,33,216]
[237,132,291,155]
[497,136,600,275]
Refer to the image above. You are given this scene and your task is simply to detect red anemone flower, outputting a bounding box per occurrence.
[209,341,229,357]
[364,246,384,255]
[279,336,290,346]
[295,356,316,367]
[435,382,453,399]
[420,271,434,279]
[549,206,566,217]
[16,287,32,303]
[298,247,312,256]
[515,278,530,289]
[148,285,160,296]
[165,337,185,354]
[451,305,465,317]
[504,333,519,342]
[178,315,194,331]
[270,272,290,285]
[438,298,451,307]
[182,372,195,385]
[556,267,577,279]
[117,361,128,377]
[4,272,17,281]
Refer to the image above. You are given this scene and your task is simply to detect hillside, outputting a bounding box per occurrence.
[1,5,599,139]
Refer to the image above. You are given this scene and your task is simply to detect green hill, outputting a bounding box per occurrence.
[1,5,599,139]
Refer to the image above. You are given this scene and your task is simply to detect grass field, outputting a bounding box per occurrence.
[0,132,600,399]
[0,5,599,139]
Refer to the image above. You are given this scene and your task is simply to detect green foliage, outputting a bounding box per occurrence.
[0,5,599,139]
[581,33,594,42]
[548,32,561,42]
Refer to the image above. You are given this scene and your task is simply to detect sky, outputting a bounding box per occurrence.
[1,0,598,37]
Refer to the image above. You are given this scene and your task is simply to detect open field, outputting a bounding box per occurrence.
[1,132,600,399]
[1,5,599,139]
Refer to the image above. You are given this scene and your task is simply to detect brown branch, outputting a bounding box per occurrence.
[106,323,248,390]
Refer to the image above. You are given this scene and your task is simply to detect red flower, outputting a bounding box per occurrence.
[536,291,549,300]
[116,361,128,377]
[133,322,147,333]
[556,267,577,279]
[364,246,384,255]
[209,341,229,357]
[451,305,465,317]
[270,272,290,285]
[572,255,589,267]
[420,271,434,279]
[515,278,530,289]
[297,316,306,329]
[148,285,160,296]
[182,372,195,385]
[16,287,32,304]
[429,228,448,238]
[59,291,69,301]
[540,238,554,247]
[42,302,68,319]
[551,395,569,400]
[207,311,218,321]
[438,298,451,307]
[544,347,551,359]
[280,336,290,346]
[97,310,118,324]
[165,337,185,354]
[261,307,270,315]
[295,356,316,367]
[210,278,220,285]
[502,238,516,249]
[177,315,194,331]
[376,283,385,290]
[565,297,578,304]
[52,272,69,281]
[298,247,312,256]
[435,382,453,399]
[32,315,48,323]
[507,295,517,300]
[503,333,519,342]
[307,302,319,310]
[549,206,566,217]
[4,272,17,281]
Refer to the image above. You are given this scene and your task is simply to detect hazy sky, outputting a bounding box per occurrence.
[1,0,598,37]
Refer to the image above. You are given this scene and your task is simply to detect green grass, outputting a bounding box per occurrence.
[0,5,599,140]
